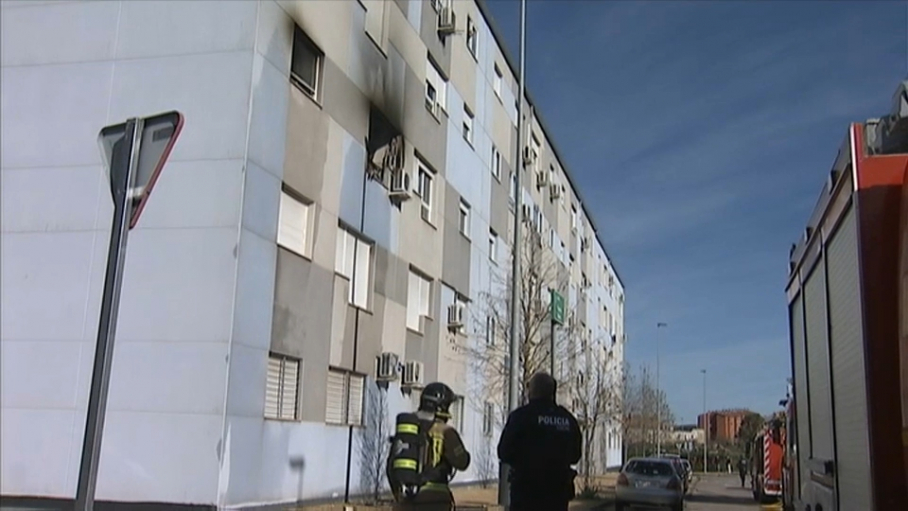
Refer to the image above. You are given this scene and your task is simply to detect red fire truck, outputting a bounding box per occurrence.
[751,416,785,503]
[783,81,908,511]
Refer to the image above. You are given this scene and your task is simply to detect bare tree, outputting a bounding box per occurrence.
[567,345,625,492]
[622,364,675,458]
[474,431,497,488]
[357,380,391,503]
[462,225,584,430]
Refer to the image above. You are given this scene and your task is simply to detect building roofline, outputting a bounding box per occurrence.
[475,0,625,291]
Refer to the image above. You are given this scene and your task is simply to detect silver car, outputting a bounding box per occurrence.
[615,457,685,511]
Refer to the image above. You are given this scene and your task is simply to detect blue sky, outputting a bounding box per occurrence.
[486,0,907,423]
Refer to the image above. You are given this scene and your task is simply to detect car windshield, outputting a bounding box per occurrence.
[626,461,675,477]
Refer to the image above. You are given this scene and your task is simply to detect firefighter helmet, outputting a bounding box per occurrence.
[419,382,456,419]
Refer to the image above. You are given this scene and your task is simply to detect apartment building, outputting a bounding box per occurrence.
[698,409,753,443]
[0,0,625,508]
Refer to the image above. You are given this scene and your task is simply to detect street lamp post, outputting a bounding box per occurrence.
[656,322,667,456]
[701,369,708,473]
[500,0,527,506]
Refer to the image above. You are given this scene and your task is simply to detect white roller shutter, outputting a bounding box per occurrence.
[279,358,300,420]
[326,369,347,424]
[265,356,282,419]
[804,261,834,461]
[277,191,310,257]
[826,207,872,510]
[347,374,365,426]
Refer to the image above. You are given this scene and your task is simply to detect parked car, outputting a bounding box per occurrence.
[680,459,693,483]
[616,457,685,511]
[659,454,690,493]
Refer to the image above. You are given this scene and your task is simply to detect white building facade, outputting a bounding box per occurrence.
[0,0,625,508]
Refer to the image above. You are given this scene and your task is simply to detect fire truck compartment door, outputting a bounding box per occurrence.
[827,205,873,511]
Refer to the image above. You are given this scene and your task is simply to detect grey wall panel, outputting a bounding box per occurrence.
[804,259,834,461]
[826,207,872,511]
[271,248,335,421]
[284,87,331,203]
[442,185,471,295]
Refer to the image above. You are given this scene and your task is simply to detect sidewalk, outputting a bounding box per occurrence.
[290,474,618,511]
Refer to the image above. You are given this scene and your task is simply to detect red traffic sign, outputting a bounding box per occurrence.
[98,111,184,229]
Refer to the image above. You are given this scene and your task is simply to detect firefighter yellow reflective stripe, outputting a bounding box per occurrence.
[393,459,417,470]
[422,482,449,491]
[396,423,419,435]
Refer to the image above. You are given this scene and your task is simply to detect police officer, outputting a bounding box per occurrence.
[387,382,471,511]
[498,372,581,511]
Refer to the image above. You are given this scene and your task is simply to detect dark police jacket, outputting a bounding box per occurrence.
[497,398,582,499]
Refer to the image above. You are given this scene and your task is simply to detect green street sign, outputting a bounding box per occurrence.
[550,290,565,325]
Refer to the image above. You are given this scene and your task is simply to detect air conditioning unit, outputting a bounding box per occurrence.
[447,302,465,331]
[388,169,411,201]
[536,169,548,188]
[550,183,561,200]
[522,146,536,167]
[402,361,424,387]
[437,7,456,35]
[520,203,532,223]
[375,352,400,381]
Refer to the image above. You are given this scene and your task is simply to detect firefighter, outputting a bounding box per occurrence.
[386,382,471,511]
[498,372,582,511]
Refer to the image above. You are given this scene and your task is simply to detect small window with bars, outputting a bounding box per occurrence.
[325,368,366,426]
[265,354,300,421]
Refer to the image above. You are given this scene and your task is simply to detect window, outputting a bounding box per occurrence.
[291,25,323,98]
[466,16,477,57]
[463,106,474,145]
[459,200,471,237]
[325,368,365,426]
[491,146,502,181]
[407,269,432,331]
[509,171,517,204]
[483,402,494,436]
[449,395,465,431]
[486,315,496,345]
[335,227,373,309]
[417,161,433,222]
[571,205,578,232]
[488,229,497,262]
[277,189,312,258]
[265,354,300,420]
[425,58,447,117]
[493,64,502,98]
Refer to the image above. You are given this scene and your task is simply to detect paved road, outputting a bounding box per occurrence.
[683,473,761,511]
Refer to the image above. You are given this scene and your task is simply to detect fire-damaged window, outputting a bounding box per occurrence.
[366,106,406,201]
[291,25,323,99]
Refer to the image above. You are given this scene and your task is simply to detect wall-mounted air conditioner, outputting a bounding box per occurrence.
[447,302,465,331]
[437,7,456,35]
[522,146,536,167]
[550,182,561,199]
[402,361,424,387]
[375,352,400,381]
[388,169,411,201]
[536,169,548,188]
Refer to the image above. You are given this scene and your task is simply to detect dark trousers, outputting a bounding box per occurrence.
[739,472,746,487]
[394,489,454,511]
[510,494,569,511]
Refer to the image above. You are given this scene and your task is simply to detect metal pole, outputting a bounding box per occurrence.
[702,369,708,474]
[549,317,555,376]
[75,119,142,511]
[499,0,526,506]
[656,322,666,457]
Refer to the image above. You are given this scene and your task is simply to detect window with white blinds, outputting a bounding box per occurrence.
[325,368,365,426]
[277,190,312,258]
[406,269,432,331]
[264,354,300,421]
[335,227,373,309]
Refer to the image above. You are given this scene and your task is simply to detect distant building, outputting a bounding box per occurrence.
[698,409,753,443]
[667,426,704,450]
